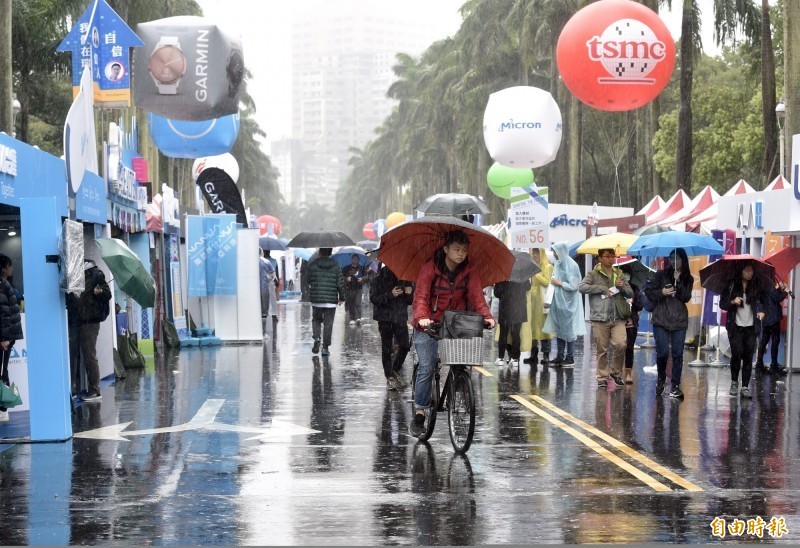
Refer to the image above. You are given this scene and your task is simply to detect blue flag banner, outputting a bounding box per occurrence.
[187,214,238,297]
[148,112,240,159]
[57,0,143,108]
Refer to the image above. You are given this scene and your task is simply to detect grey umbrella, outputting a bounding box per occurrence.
[414,193,491,216]
[287,231,355,248]
[509,250,541,282]
[259,236,288,251]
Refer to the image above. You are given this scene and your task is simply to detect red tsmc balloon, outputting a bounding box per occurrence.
[257,214,281,236]
[363,222,376,240]
[556,0,675,111]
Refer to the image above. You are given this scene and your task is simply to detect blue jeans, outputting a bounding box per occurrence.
[413,329,439,408]
[556,338,574,360]
[653,325,686,387]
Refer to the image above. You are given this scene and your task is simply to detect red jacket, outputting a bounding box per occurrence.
[412,257,492,330]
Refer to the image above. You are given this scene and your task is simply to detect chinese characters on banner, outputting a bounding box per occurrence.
[509,186,549,250]
[57,0,143,108]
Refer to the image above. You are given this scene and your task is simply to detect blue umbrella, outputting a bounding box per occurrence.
[568,240,584,258]
[627,232,723,257]
[259,236,287,251]
[293,248,315,261]
[331,246,369,268]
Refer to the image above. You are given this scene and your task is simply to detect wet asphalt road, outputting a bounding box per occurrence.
[1,298,800,544]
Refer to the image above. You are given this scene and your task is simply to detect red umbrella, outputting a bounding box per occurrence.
[764,247,800,282]
[377,217,514,287]
[699,254,775,295]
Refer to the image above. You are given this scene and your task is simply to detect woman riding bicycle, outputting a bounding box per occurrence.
[410,230,495,438]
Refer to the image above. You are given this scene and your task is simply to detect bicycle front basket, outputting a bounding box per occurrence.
[438,337,484,366]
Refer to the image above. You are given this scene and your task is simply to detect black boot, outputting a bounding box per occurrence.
[524,348,539,365]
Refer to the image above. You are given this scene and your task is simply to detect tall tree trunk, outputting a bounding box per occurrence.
[626,110,638,208]
[568,93,582,204]
[0,0,12,136]
[760,0,778,185]
[649,96,662,199]
[785,0,800,174]
[675,2,694,193]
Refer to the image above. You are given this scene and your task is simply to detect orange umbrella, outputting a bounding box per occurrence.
[377,217,514,287]
[764,247,800,282]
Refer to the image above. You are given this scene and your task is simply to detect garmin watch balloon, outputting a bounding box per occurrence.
[148,36,186,95]
[226,46,244,97]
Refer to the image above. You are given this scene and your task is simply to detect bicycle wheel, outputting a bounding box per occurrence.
[410,361,439,441]
[448,368,475,453]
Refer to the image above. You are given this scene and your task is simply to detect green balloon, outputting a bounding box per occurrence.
[486,162,535,199]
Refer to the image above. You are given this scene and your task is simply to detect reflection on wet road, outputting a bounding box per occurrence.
[1,300,799,544]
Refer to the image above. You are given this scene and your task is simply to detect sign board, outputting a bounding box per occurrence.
[509,186,549,249]
[593,214,647,236]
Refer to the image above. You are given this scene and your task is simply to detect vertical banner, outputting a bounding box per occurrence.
[509,185,549,249]
[187,214,238,297]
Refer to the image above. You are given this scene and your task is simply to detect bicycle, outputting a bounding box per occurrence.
[410,322,484,454]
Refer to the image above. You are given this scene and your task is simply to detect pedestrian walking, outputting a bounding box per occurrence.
[259,249,279,334]
[755,280,788,375]
[543,242,585,369]
[79,260,112,402]
[342,254,365,325]
[719,263,766,399]
[644,248,693,399]
[579,248,632,387]
[524,248,553,366]
[493,279,531,367]
[0,256,22,422]
[369,263,413,390]
[409,230,495,437]
[619,271,643,385]
[308,248,345,357]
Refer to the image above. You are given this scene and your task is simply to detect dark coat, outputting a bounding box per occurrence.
[308,257,345,305]
[719,278,764,330]
[0,276,22,341]
[493,280,531,324]
[761,284,787,327]
[628,282,644,330]
[645,267,693,331]
[79,267,112,324]
[342,264,365,292]
[370,266,413,323]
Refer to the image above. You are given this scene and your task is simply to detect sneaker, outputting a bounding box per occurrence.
[551,356,563,366]
[410,413,426,437]
[387,376,398,391]
[561,360,574,370]
[0,410,8,422]
[509,359,519,368]
[755,361,768,374]
[597,379,607,388]
[656,379,665,396]
[393,371,406,389]
[523,355,538,365]
[669,386,684,399]
[494,357,506,366]
[312,339,320,354]
[610,374,625,387]
[321,346,330,357]
[624,373,633,384]
[349,320,356,326]
[729,381,738,396]
[741,386,752,399]
[772,366,788,376]
[81,391,102,402]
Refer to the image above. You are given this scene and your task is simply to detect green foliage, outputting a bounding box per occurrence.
[653,50,765,194]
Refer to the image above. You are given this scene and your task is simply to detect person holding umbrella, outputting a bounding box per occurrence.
[719,263,766,399]
[493,278,531,367]
[370,262,413,390]
[308,248,345,357]
[755,280,789,375]
[619,262,645,385]
[644,248,693,399]
[409,230,495,437]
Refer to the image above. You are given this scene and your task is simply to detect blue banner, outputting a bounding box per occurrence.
[187,215,238,297]
[0,133,68,214]
[75,171,106,224]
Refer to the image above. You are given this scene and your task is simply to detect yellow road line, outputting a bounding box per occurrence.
[529,395,703,492]
[510,395,672,492]
[473,366,493,377]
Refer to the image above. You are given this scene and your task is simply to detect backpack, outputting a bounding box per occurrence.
[639,278,656,313]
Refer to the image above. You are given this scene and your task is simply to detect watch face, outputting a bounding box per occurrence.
[149,45,186,85]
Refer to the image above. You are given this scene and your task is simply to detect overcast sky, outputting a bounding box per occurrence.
[194,0,721,146]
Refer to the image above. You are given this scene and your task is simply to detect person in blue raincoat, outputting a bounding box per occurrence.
[543,242,585,367]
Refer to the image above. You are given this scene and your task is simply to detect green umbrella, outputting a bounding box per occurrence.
[95,238,155,308]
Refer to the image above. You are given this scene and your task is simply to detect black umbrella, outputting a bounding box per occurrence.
[259,236,287,251]
[414,193,491,216]
[287,231,355,248]
[509,250,541,283]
